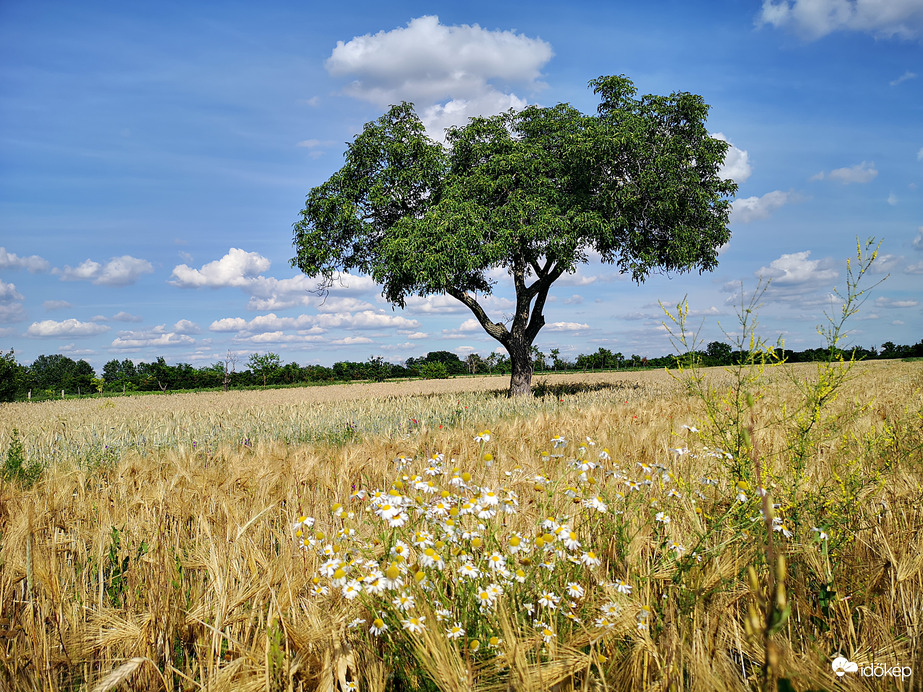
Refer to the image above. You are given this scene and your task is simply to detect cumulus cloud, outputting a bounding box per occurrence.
[912,226,923,250]
[325,15,553,136]
[0,247,50,273]
[712,133,752,183]
[0,280,25,323]
[756,250,839,286]
[759,0,923,39]
[54,255,154,286]
[110,329,196,350]
[26,319,111,337]
[170,248,271,288]
[732,190,794,223]
[545,321,590,331]
[812,161,878,184]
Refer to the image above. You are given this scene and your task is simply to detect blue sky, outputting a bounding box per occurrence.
[1,0,921,371]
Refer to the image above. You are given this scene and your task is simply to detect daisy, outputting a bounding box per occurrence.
[566,582,585,599]
[486,552,507,571]
[369,618,387,636]
[402,616,426,634]
[538,591,560,610]
[342,580,362,600]
[614,579,632,595]
[581,550,601,567]
[446,622,465,639]
[392,592,415,612]
[655,512,671,525]
[562,531,581,551]
[599,601,621,618]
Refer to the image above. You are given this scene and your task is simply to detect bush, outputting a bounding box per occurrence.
[419,362,449,379]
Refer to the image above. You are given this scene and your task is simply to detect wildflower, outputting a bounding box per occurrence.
[476,588,495,609]
[486,552,507,572]
[540,626,556,643]
[348,617,366,629]
[772,517,793,538]
[487,582,504,600]
[614,579,632,595]
[624,480,641,492]
[369,617,387,636]
[667,488,682,499]
[402,616,426,634]
[681,424,699,433]
[581,550,601,567]
[488,635,503,649]
[458,563,480,580]
[423,465,442,477]
[388,512,409,528]
[342,580,362,600]
[507,533,527,554]
[599,601,621,618]
[551,434,567,448]
[566,582,585,599]
[446,622,465,639]
[561,530,581,551]
[474,429,491,442]
[538,591,560,610]
[598,448,611,460]
[419,548,444,570]
[344,682,358,692]
[584,495,607,513]
[667,541,686,555]
[655,512,671,525]
[812,526,830,541]
[392,592,415,611]
[412,530,434,548]
[310,583,329,596]
[514,568,526,583]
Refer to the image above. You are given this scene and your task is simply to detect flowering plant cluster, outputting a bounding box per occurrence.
[292,430,655,672]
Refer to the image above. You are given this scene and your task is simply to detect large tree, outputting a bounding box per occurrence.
[292,75,736,396]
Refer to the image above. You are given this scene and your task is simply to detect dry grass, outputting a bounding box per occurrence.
[0,360,920,691]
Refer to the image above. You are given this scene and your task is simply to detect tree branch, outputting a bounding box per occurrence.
[446,288,509,343]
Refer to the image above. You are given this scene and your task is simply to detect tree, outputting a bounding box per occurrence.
[292,76,735,395]
[0,350,22,402]
[248,352,281,387]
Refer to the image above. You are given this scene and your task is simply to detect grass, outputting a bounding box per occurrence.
[0,360,920,691]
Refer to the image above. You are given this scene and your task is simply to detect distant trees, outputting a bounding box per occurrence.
[1,337,919,402]
[248,352,282,387]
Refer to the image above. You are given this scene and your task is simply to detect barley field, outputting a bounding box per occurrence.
[1,360,920,691]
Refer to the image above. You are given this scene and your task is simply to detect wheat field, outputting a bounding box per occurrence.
[0,360,920,691]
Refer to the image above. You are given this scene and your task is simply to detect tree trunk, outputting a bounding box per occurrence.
[507,340,533,397]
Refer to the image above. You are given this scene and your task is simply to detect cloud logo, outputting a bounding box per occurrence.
[832,656,858,677]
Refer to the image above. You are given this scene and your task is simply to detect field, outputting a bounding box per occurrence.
[0,360,920,691]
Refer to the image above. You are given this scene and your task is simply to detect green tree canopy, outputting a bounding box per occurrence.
[292,75,736,395]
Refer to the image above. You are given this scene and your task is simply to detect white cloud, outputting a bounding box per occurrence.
[812,161,878,184]
[868,253,901,273]
[757,250,839,285]
[172,319,201,335]
[0,280,23,302]
[732,190,794,223]
[170,248,271,288]
[330,336,374,345]
[759,0,923,40]
[112,311,143,322]
[545,321,590,331]
[0,247,50,273]
[904,261,923,274]
[712,133,752,183]
[0,280,25,323]
[890,70,917,86]
[54,255,154,286]
[26,319,111,337]
[315,310,419,330]
[913,227,923,250]
[918,147,923,161]
[887,192,898,205]
[456,318,481,332]
[110,330,196,350]
[874,296,919,308]
[325,15,553,136]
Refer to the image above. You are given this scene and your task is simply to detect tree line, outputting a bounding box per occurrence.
[1,338,920,402]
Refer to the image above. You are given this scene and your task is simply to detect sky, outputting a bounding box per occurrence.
[1,0,921,372]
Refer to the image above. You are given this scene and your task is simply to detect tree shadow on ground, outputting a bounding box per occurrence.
[486,380,643,399]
